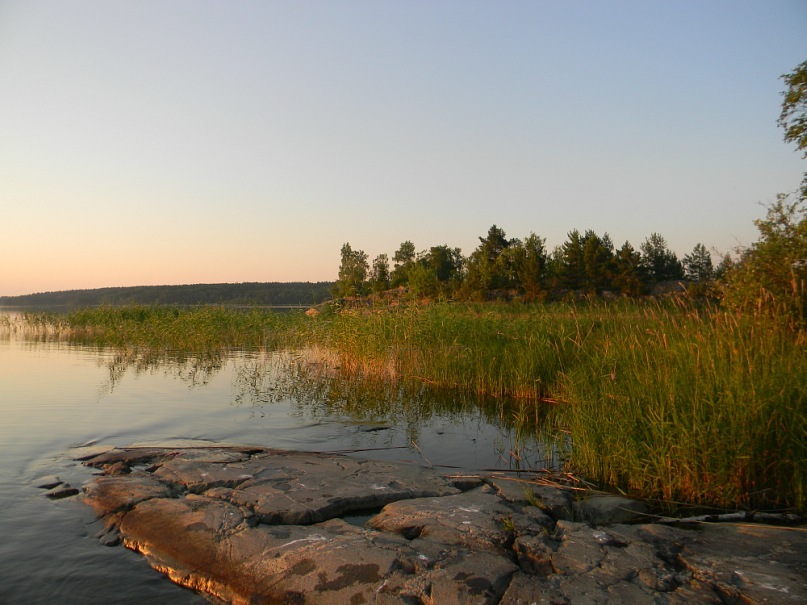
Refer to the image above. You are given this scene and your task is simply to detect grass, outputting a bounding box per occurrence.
[293,300,806,512]
[11,305,306,351]
[7,300,806,513]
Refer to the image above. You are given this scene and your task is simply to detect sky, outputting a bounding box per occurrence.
[1,1,805,296]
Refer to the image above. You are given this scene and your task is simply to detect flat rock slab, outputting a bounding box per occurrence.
[77,445,807,604]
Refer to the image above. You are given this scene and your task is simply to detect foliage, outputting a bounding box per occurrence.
[22,300,807,513]
[612,241,646,297]
[288,300,806,512]
[391,241,417,287]
[557,301,806,512]
[369,254,391,293]
[640,233,683,283]
[508,233,548,300]
[0,282,333,308]
[778,59,807,198]
[462,225,513,297]
[723,194,807,325]
[334,243,369,298]
[18,305,305,351]
[682,243,713,282]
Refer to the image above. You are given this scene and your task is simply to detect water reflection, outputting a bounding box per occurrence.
[232,350,535,432]
[99,349,226,392]
[88,346,562,470]
[0,315,565,605]
[0,308,562,471]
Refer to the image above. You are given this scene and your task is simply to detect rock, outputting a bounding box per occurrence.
[73,445,807,604]
[485,476,576,520]
[83,471,173,516]
[44,483,80,499]
[34,474,63,490]
[574,493,650,525]
[369,488,518,554]
[677,523,807,604]
[162,450,464,525]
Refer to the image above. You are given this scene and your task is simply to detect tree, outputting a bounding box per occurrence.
[723,194,806,323]
[560,230,585,290]
[408,245,464,300]
[462,225,512,297]
[477,225,510,264]
[559,230,613,293]
[508,233,548,300]
[426,245,463,284]
[334,243,369,298]
[581,230,614,293]
[612,241,645,297]
[682,243,714,282]
[391,241,416,287]
[368,253,391,293]
[640,233,683,282]
[778,60,807,198]
[407,262,439,299]
[714,253,735,280]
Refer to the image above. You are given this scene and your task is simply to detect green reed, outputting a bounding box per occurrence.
[18,301,806,512]
[557,302,806,512]
[297,300,805,512]
[294,303,587,400]
[18,305,307,352]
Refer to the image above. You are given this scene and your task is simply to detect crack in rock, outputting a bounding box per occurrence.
[72,445,807,604]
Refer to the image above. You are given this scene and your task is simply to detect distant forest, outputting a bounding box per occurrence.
[0,282,334,308]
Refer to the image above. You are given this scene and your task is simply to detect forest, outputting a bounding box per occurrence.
[335,227,721,303]
[0,281,333,309]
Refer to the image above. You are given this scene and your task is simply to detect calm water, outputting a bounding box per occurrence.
[0,323,549,604]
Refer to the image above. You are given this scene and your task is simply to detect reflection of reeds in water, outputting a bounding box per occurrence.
[98,348,226,393]
[0,311,72,341]
[230,347,559,469]
[293,301,806,513]
[11,302,806,513]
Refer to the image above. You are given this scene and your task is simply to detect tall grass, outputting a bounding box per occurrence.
[293,303,586,400]
[294,300,805,512]
[15,305,307,351]
[17,301,806,512]
[557,302,806,511]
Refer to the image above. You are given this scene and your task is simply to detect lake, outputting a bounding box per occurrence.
[0,315,551,604]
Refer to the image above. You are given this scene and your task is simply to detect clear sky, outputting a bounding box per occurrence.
[1,1,805,296]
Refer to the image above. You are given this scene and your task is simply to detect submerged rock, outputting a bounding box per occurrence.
[76,445,807,604]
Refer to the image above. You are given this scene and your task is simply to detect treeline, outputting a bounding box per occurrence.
[0,282,334,309]
[335,226,727,302]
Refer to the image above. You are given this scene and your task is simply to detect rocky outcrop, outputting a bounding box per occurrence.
[76,445,807,604]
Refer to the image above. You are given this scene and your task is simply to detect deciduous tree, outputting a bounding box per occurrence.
[334,243,369,298]
[724,194,806,323]
[369,253,391,293]
[391,241,416,287]
[778,59,807,198]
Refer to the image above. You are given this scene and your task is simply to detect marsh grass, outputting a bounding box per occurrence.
[16,301,806,512]
[13,305,308,352]
[559,302,806,512]
[296,300,806,512]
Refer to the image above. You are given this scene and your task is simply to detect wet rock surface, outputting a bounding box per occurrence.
[76,445,807,604]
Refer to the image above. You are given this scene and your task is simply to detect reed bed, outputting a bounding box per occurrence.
[11,306,306,351]
[294,300,806,512]
[557,303,806,512]
[13,301,806,512]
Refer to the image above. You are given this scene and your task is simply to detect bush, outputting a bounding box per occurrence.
[723,194,806,328]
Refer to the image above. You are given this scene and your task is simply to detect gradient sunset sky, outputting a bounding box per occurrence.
[1,1,804,296]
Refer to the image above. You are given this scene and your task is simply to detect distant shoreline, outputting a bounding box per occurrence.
[0,282,335,309]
